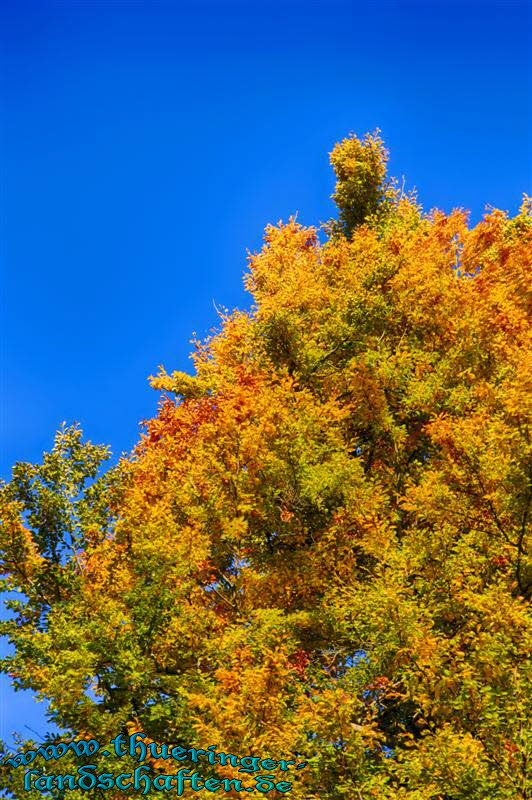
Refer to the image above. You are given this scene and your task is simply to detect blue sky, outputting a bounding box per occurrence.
[0,0,530,747]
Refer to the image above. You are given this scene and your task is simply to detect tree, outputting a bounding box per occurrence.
[1,133,530,799]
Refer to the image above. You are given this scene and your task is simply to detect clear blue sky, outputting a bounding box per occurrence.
[0,0,530,747]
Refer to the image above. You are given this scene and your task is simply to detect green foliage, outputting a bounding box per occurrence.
[330,130,396,236]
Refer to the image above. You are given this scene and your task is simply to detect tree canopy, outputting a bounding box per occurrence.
[1,132,531,799]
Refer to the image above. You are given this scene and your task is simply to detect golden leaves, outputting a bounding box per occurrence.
[2,133,530,800]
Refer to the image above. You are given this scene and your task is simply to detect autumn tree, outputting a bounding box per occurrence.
[1,132,531,799]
